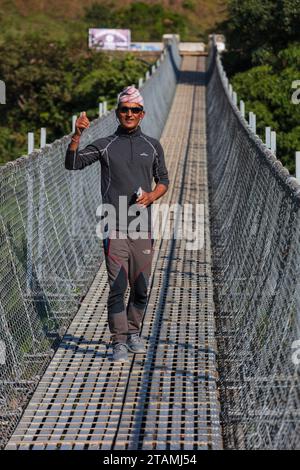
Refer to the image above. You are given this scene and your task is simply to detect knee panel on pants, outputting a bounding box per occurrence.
[132,272,149,309]
[107,265,128,314]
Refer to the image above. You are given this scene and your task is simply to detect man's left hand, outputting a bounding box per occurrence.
[136,191,154,208]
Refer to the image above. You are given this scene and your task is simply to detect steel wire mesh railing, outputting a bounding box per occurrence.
[207,37,300,449]
[3,31,298,451]
[0,38,181,448]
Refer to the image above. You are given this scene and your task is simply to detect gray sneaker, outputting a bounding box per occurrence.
[112,343,129,362]
[127,333,146,354]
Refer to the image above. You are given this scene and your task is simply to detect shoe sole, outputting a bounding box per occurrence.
[111,357,129,363]
[126,346,146,354]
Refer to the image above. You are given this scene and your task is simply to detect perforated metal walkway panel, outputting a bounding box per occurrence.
[6,56,222,450]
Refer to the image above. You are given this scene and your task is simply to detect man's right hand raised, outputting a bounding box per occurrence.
[75,111,90,136]
[70,111,90,150]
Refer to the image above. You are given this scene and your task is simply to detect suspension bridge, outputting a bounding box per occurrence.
[0,36,299,451]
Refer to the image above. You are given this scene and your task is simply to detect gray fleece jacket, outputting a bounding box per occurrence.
[65,125,169,233]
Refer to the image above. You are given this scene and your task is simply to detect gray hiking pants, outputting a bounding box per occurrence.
[103,231,154,344]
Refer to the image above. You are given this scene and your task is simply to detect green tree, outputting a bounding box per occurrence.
[0,33,148,164]
[84,1,188,41]
[219,0,300,74]
[231,44,300,172]
[84,1,116,27]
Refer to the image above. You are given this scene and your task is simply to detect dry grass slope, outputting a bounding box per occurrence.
[0,0,228,36]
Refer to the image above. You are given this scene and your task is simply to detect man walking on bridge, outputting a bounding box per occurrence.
[65,86,169,362]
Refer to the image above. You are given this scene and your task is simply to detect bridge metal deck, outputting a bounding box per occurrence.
[6,56,222,450]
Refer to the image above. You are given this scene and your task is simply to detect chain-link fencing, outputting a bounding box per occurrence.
[0,38,181,448]
[207,36,300,449]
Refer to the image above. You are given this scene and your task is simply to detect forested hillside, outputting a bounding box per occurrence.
[220,0,300,173]
[0,0,228,164]
[1,0,299,173]
[0,0,228,42]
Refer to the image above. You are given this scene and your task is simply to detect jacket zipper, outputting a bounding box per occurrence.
[130,135,133,163]
[73,148,77,170]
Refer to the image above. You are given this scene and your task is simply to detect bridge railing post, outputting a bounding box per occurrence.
[249,112,253,130]
[28,132,34,155]
[232,91,237,106]
[240,100,245,118]
[40,128,46,149]
[249,112,256,134]
[296,152,300,182]
[0,79,6,104]
[27,132,34,294]
[37,128,46,281]
[72,115,77,134]
[99,102,103,117]
[265,127,271,149]
[271,130,276,155]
